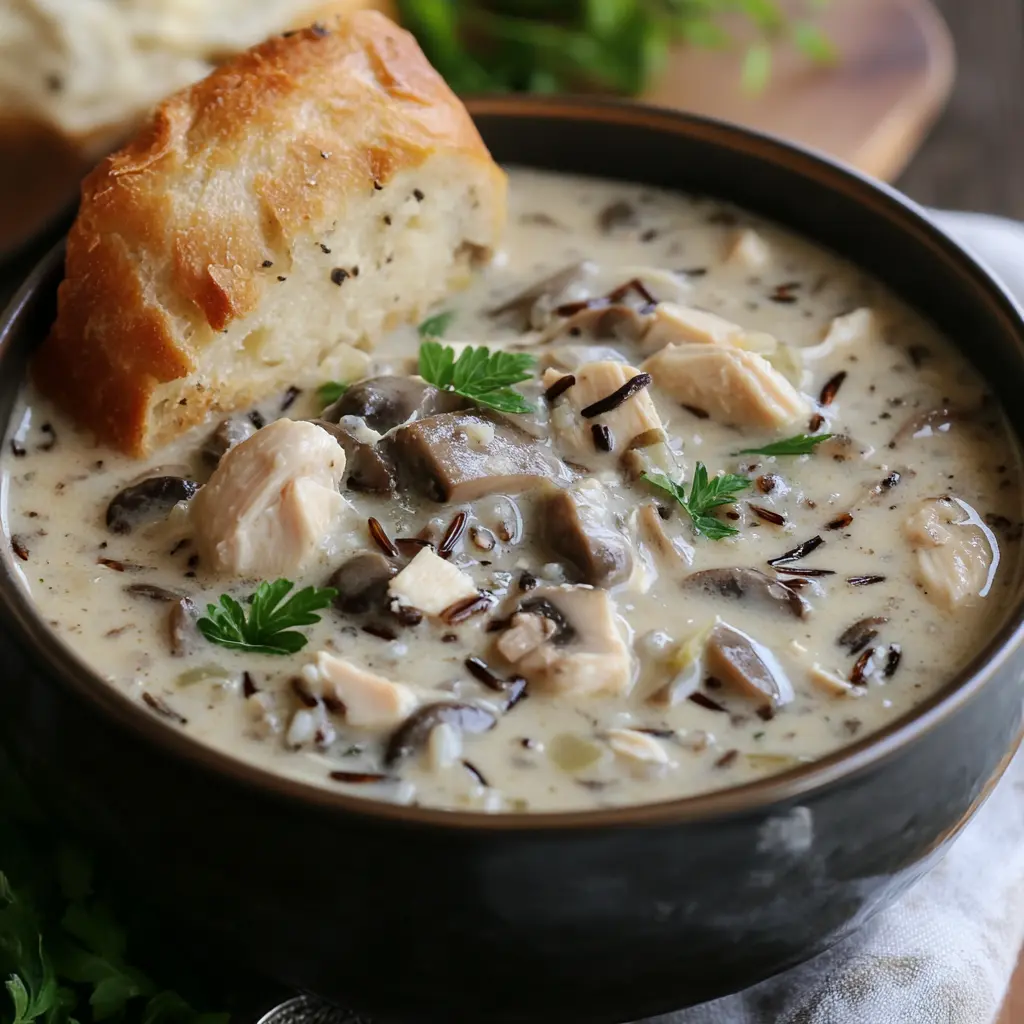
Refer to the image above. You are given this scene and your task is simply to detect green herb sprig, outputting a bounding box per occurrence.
[644,463,750,540]
[197,580,336,656]
[315,381,348,408]
[418,310,456,338]
[418,341,535,415]
[0,750,227,1024]
[396,1,835,97]
[736,432,833,457]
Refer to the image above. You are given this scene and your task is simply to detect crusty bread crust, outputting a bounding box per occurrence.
[35,11,505,456]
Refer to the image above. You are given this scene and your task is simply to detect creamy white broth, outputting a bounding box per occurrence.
[4,167,1022,812]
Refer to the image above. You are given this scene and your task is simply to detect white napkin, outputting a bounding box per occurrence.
[262,213,1024,1024]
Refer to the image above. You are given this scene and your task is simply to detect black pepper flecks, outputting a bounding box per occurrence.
[331,268,350,286]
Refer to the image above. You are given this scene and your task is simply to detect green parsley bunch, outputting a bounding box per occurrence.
[396,0,834,96]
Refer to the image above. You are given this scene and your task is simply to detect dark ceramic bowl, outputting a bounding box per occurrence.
[2,97,1024,1024]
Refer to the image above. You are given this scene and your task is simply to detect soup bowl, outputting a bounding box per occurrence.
[1,97,1023,1024]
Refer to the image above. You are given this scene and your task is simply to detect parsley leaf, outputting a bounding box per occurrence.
[418,310,455,338]
[418,341,535,414]
[0,752,228,1024]
[315,381,348,407]
[197,580,337,656]
[644,464,750,540]
[736,433,834,457]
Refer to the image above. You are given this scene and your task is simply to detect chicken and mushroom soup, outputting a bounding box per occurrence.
[4,168,1022,812]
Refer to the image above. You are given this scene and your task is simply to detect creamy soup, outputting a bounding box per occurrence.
[4,168,1022,812]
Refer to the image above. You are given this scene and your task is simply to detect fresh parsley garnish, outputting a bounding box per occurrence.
[644,464,751,540]
[736,433,834,457]
[0,749,228,1024]
[418,341,535,415]
[418,310,455,338]
[197,580,337,656]
[316,381,348,407]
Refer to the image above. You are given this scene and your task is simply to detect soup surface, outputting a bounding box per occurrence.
[4,169,1022,812]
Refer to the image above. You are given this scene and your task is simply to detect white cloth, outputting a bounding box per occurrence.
[264,214,1024,1024]
[665,212,1024,1024]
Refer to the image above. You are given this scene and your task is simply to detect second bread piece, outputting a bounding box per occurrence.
[35,11,507,456]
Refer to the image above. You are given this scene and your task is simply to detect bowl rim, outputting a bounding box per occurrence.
[3,94,1024,833]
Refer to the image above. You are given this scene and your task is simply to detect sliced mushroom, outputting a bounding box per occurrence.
[903,496,998,610]
[493,585,633,697]
[322,375,464,433]
[190,419,347,577]
[328,552,397,614]
[544,361,664,468]
[542,480,633,588]
[488,261,595,330]
[682,567,807,618]
[303,651,417,731]
[125,583,186,602]
[391,411,568,502]
[636,503,694,569]
[202,417,257,466]
[384,702,497,765]
[106,476,199,535]
[312,418,396,494]
[889,406,963,448]
[642,344,810,431]
[167,597,199,657]
[704,621,795,707]
[388,547,478,617]
[837,616,888,654]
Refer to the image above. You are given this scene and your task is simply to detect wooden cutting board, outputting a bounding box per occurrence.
[644,0,955,182]
[0,0,953,263]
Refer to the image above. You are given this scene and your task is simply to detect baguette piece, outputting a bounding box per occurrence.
[35,11,507,456]
[0,0,394,152]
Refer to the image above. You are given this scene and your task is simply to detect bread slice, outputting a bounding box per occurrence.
[0,0,394,154]
[34,11,507,456]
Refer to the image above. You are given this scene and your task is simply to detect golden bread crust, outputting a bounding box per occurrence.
[35,11,504,455]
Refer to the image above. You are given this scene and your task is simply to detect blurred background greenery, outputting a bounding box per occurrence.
[396,0,834,96]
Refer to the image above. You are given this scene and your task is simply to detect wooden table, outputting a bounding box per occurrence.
[902,5,1024,1017]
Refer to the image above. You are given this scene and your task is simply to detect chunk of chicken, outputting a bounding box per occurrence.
[640,303,777,357]
[543,479,633,587]
[800,308,879,388]
[642,344,810,431]
[388,547,478,617]
[903,497,998,610]
[495,612,557,662]
[303,651,417,732]
[727,228,771,270]
[191,419,346,577]
[493,585,633,697]
[544,360,664,467]
[606,728,671,765]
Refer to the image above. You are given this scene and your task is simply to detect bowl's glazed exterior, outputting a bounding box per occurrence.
[1,99,1024,1024]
